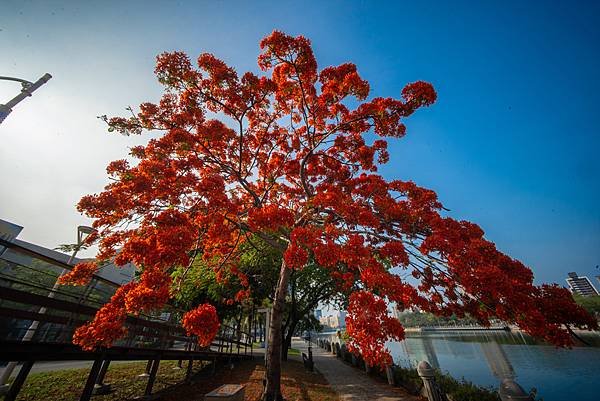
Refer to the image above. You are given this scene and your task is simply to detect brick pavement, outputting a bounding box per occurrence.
[291,338,422,401]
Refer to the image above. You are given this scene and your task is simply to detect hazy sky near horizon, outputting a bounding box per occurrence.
[1,0,599,286]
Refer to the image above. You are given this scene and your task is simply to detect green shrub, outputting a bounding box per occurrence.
[392,365,423,395]
[435,372,500,401]
[390,365,501,401]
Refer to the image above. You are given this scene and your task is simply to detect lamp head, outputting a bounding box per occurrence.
[77,225,96,245]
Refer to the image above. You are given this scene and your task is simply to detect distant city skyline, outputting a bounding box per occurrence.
[319,311,347,330]
[1,1,598,285]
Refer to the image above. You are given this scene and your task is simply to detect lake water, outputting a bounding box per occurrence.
[386,330,600,401]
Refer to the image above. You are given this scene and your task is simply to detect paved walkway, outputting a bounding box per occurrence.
[291,338,421,401]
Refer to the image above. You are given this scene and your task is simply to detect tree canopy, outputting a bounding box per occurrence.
[61,30,596,400]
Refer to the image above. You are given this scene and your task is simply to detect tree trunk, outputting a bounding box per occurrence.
[263,260,291,401]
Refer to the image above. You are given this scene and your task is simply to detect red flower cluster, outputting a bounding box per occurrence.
[402,80,437,108]
[346,291,405,367]
[58,261,98,286]
[182,304,220,347]
[247,204,295,232]
[72,282,134,351]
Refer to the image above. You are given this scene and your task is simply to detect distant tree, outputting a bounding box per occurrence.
[397,311,478,328]
[171,235,343,360]
[282,260,343,360]
[62,31,597,401]
[573,294,600,317]
[296,313,322,335]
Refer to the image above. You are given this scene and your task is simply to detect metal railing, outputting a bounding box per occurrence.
[0,237,254,401]
[0,238,252,353]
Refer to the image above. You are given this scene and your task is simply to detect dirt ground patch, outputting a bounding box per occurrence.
[11,358,338,401]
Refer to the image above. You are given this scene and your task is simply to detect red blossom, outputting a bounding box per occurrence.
[182,304,220,347]
[58,261,98,286]
[346,291,405,367]
[72,282,135,351]
[402,81,437,108]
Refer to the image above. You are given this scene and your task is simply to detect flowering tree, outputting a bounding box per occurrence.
[63,31,596,401]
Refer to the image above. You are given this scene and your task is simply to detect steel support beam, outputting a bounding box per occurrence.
[80,358,103,401]
[3,361,34,401]
[144,357,161,397]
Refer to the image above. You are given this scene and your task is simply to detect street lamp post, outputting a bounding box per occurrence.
[0,73,52,124]
[257,308,272,365]
[0,225,95,392]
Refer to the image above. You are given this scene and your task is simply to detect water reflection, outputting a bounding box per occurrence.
[480,340,515,379]
[401,335,440,369]
[387,330,600,401]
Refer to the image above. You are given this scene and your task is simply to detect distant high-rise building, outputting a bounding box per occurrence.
[319,315,331,328]
[314,309,322,319]
[328,314,340,328]
[318,311,347,329]
[338,311,347,328]
[566,272,599,297]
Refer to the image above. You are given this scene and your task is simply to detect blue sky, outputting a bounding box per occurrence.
[1,0,598,285]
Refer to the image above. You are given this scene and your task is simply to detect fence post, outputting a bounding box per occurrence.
[143,357,160,398]
[417,361,446,401]
[175,341,190,370]
[385,365,395,385]
[185,359,194,383]
[137,360,153,378]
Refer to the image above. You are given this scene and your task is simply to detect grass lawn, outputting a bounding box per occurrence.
[12,360,191,401]
[11,358,338,401]
[287,348,301,357]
